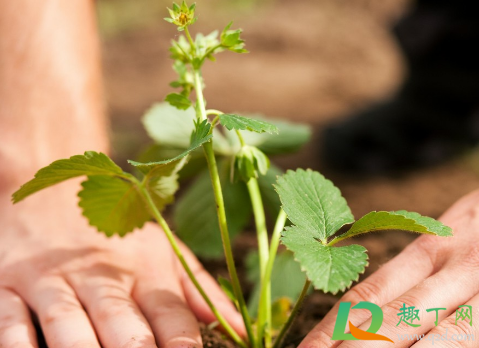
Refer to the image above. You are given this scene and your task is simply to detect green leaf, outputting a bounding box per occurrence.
[275,169,354,243]
[335,211,453,242]
[174,164,251,258]
[246,250,306,317]
[219,114,278,134]
[78,176,150,237]
[280,234,368,294]
[142,102,230,155]
[220,23,247,53]
[222,116,312,156]
[165,92,192,110]
[143,157,187,211]
[251,119,311,155]
[12,151,125,203]
[136,144,206,180]
[128,120,212,170]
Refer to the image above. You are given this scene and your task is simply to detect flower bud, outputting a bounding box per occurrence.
[164,1,197,30]
[233,145,270,182]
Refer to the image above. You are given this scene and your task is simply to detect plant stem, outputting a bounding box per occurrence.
[273,279,311,348]
[235,129,247,147]
[206,109,223,116]
[194,68,256,346]
[202,140,255,346]
[246,178,271,347]
[194,70,207,120]
[257,209,287,348]
[184,26,195,49]
[139,186,246,347]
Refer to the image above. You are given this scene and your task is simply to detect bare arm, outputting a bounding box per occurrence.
[0,0,107,191]
[0,1,243,347]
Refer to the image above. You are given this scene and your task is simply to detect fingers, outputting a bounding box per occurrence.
[412,295,478,347]
[67,269,157,348]
[300,237,440,348]
[133,270,202,348]
[22,276,100,347]
[179,241,246,336]
[0,288,38,347]
[336,260,479,348]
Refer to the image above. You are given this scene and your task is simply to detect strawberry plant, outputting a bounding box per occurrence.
[12,2,453,348]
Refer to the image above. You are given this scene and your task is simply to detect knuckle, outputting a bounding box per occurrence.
[149,299,189,318]
[459,244,479,270]
[0,314,15,332]
[42,301,82,325]
[341,281,383,304]
[94,296,132,321]
[441,315,475,338]
[426,316,477,348]
[382,296,421,323]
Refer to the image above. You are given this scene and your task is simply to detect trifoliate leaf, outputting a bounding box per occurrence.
[246,250,306,317]
[12,151,126,203]
[219,114,278,134]
[165,92,192,110]
[280,234,368,294]
[78,175,150,237]
[275,169,354,243]
[174,163,251,258]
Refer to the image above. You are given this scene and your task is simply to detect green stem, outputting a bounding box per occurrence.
[184,26,195,50]
[246,178,271,347]
[273,279,311,348]
[257,210,287,348]
[235,129,246,147]
[194,68,255,346]
[194,70,207,120]
[139,186,246,347]
[206,109,223,116]
[203,142,255,346]
[210,115,220,128]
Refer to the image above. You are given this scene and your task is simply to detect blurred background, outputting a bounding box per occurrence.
[97,0,479,221]
[96,0,479,275]
[91,0,479,340]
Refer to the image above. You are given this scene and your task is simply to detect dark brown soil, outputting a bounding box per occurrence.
[201,323,240,348]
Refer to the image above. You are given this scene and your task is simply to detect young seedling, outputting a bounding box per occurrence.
[12,2,453,348]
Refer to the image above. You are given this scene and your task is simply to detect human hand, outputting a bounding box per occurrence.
[0,183,244,348]
[300,189,479,348]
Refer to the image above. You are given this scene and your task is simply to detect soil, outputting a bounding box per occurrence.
[34,0,479,346]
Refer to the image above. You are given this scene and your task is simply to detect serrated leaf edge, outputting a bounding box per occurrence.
[280,235,369,295]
